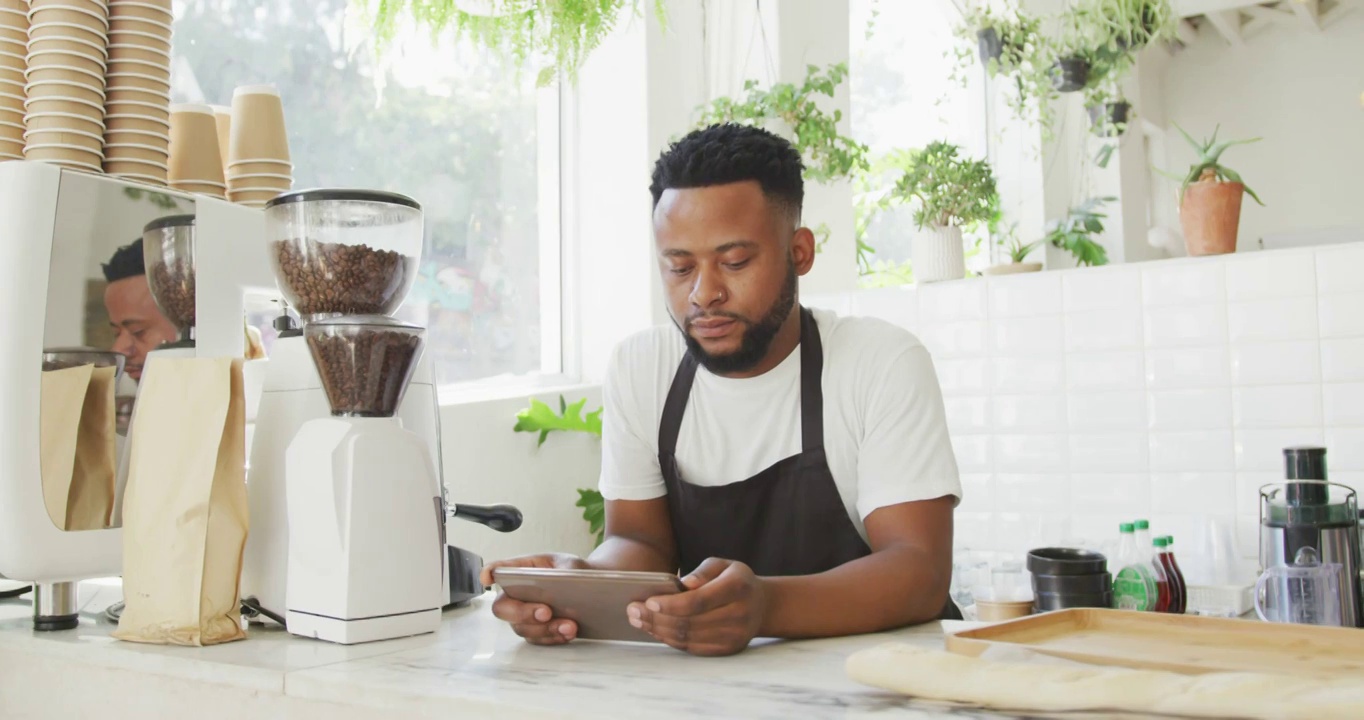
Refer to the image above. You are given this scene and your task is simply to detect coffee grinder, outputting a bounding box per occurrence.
[141,215,198,359]
[243,189,520,634]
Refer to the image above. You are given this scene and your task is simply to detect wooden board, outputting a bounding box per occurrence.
[945,608,1364,678]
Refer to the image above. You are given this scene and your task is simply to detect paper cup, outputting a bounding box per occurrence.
[168,103,224,185]
[0,121,22,142]
[0,66,21,85]
[26,128,103,152]
[104,71,168,93]
[107,56,168,79]
[210,103,230,169]
[28,35,109,60]
[105,44,167,65]
[0,4,31,23]
[103,141,167,163]
[226,171,292,183]
[26,80,104,106]
[104,112,167,132]
[107,28,168,48]
[25,111,104,135]
[225,158,291,175]
[104,100,167,122]
[107,14,169,35]
[0,76,22,96]
[25,143,103,163]
[26,48,107,75]
[103,126,165,143]
[104,157,168,174]
[26,64,107,90]
[28,21,110,51]
[108,172,167,187]
[29,7,110,35]
[31,0,110,14]
[171,181,225,196]
[108,1,173,23]
[105,86,167,105]
[0,25,24,43]
[228,84,288,163]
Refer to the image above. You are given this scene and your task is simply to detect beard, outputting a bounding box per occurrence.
[677,262,798,375]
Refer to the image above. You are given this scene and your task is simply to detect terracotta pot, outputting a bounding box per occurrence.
[1181,180,1244,256]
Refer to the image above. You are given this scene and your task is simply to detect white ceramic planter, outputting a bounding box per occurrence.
[913,224,965,283]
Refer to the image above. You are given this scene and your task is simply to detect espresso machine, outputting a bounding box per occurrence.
[1259,446,1363,628]
[241,189,521,630]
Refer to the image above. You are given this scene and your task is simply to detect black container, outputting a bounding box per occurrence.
[1087,102,1131,137]
[1031,571,1113,595]
[1284,446,1329,506]
[1035,590,1113,612]
[977,27,1003,65]
[1027,547,1108,576]
[1051,56,1089,92]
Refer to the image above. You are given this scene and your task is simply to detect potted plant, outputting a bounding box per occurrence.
[513,395,606,545]
[1168,124,1264,256]
[1085,80,1132,137]
[891,141,998,284]
[1044,197,1115,267]
[950,4,1059,139]
[1082,0,1177,51]
[983,222,1044,276]
[355,0,668,87]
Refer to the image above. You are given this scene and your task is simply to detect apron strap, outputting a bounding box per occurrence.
[798,307,824,452]
[658,352,698,456]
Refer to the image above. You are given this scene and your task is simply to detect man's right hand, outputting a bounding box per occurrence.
[480,553,589,646]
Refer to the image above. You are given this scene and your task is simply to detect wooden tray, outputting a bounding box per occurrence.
[945,608,1364,678]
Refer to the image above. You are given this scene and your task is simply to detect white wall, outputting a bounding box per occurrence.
[1161,13,1364,248]
[808,240,1364,587]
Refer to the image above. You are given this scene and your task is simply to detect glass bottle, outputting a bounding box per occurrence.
[1113,523,1157,612]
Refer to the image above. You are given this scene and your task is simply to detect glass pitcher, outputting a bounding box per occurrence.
[1255,547,1343,626]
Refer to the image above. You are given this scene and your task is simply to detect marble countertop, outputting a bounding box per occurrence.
[0,581,1051,720]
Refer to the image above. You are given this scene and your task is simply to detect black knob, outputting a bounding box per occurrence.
[452,503,523,533]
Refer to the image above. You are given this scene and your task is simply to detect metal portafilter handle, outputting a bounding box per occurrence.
[448,503,523,533]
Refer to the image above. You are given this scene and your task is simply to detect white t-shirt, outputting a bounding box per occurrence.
[598,307,962,542]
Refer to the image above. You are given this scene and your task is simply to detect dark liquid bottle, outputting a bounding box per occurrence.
[1156,536,1186,614]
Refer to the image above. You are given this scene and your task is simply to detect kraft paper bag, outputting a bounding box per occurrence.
[66,366,118,530]
[114,357,249,647]
[40,365,94,530]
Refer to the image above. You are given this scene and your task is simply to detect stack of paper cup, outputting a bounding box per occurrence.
[167,103,225,197]
[226,84,291,208]
[23,0,111,172]
[102,0,170,183]
[0,0,29,161]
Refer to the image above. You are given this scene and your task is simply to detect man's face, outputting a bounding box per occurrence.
[653,181,812,375]
[104,276,179,381]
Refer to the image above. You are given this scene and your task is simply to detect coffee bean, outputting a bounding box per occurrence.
[272,240,413,317]
[307,329,421,416]
[147,259,196,330]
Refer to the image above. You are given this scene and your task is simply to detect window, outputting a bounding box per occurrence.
[171,0,561,389]
[850,0,991,283]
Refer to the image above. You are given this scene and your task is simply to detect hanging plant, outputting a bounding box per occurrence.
[352,0,667,87]
[949,4,1059,141]
[694,63,870,185]
[1080,0,1177,51]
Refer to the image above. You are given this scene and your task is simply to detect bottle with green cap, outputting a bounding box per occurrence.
[1113,523,1157,612]
[1157,536,1187,614]
[1134,520,1170,612]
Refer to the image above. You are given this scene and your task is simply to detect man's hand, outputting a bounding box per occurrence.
[627,558,768,657]
[481,553,588,646]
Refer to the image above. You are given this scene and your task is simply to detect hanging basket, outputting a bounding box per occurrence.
[1087,102,1131,137]
[976,28,1003,65]
[1051,57,1090,93]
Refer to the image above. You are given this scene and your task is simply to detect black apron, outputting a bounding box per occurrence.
[658,306,961,620]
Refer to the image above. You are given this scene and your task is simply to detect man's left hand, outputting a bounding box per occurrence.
[627,558,767,656]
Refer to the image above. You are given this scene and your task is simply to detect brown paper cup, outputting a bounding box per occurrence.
[0,121,22,142]
[105,112,168,132]
[225,159,291,176]
[106,43,165,63]
[170,182,226,198]
[0,25,24,43]
[108,14,169,35]
[0,67,21,86]
[25,111,104,136]
[227,171,292,184]
[29,36,109,60]
[105,71,168,93]
[0,45,25,71]
[0,76,22,96]
[26,48,107,76]
[103,141,167,163]
[27,64,107,90]
[106,171,167,187]
[31,0,110,14]
[28,21,110,51]
[107,27,169,48]
[228,85,288,163]
[104,126,166,144]
[0,5,29,25]
[0,89,24,110]
[30,7,110,35]
[24,143,103,166]
[108,1,173,23]
[27,128,104,152]
[27,80,104,106]
[228,187,284,202]
[104,157,168,176]
[168,104,224,185]
[104,101,167,124]
[25,95,104,117]
[105,86,166,106]
[211,104,229,169]
[108,57,168,80]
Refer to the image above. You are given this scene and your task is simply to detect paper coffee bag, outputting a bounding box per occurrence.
[66,366,118,530]
[114,357,249,647]
[40,365,94,530]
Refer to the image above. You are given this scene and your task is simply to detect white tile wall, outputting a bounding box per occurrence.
[846,242,1364,562]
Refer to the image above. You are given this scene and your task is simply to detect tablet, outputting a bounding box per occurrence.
[491,567,686,643]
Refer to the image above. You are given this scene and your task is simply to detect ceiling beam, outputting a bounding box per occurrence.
[1290,0,1323,30]
[1176,18,1200,43]
[1243,4,1297,22]
[1205,9,1248,45]
[1171,0,1268,17]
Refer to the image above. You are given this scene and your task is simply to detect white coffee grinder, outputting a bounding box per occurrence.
[284,313,444,643]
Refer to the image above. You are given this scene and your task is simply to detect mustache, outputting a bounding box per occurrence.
[685,310,748,326]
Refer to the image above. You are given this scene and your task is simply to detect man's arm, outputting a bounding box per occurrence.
[759,495,954,638]
[584,497,679,573]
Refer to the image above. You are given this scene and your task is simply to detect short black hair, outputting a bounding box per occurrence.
[649,123,805,224]
[102,238,145,283]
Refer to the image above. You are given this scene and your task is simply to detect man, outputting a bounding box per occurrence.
[102,238,180,382]
[482,124,961,656]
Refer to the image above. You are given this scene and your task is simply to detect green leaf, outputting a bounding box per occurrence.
[513,395,603,445]
[1096,143,1116,169]
[575,488,606,546]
